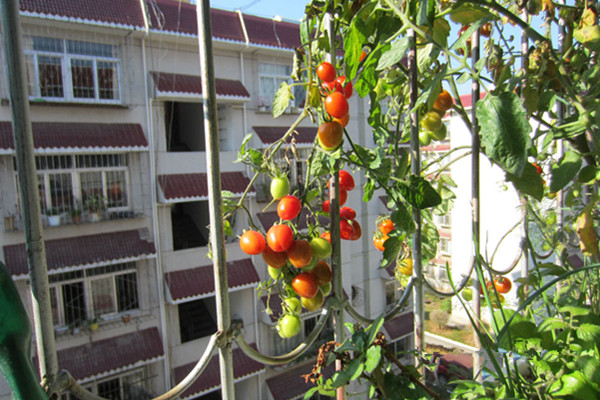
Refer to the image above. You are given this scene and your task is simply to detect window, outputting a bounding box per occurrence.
[62,369,149,400]
[15,154,130,215]
[258,63,305,109]
[179,298,218,343]
[385,280,401,311]
[389,336,411,361]
[439,237,451,256]
[272,147,312,192]
[435,212,451,228]
[49,263,138,327]
[24,36,120,103]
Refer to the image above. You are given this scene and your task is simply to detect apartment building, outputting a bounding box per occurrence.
[0,1,413,399]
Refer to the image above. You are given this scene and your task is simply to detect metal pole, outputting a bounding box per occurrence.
[470,27,483,381]
[408,28,424,361]
[0,0,58,388]
[196,1,235,398]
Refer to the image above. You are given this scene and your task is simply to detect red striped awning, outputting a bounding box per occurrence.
[164,259,259,303]
[0,122,148,154]
[3,229,156,278]
[39,327,164,382]
[173,344,264,399]
[383,312,414,341]
[150,71,250,101]
[253,126,317,145]
[266,361,335,400]
[158,172,253,202]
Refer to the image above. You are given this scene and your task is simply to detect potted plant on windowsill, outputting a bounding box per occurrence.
[84,195,106,223]
[70,208,82,224]
[45,208,63,227]
[84,316,101,332]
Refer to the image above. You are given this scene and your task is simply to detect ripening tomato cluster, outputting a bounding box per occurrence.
[316,62,354,152]
[419,89,453,146]
[457,23,492,56]
[373,216,395,251]
[320,170,362,241]
[462,275,512,308]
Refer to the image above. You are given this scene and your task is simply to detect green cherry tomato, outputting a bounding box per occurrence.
[283,297,302,316]
[419,130,432,146]
[268,266,283,280]
[421,111,443,132]
[309,237,332,260]
[301,289,324,312]
[320,282,332,296]
[277,314,302,338]
[430,123,447,141]
[270,176,290,200]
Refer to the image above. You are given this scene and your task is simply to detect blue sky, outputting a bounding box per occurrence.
[210,0,307,21]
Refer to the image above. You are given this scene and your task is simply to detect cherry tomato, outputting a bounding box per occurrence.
[310,237,332,260]
[419,130,432,146]
[292,272,319,298]
[287,239,313,268]
[336,76,353,98]
[433,89,453,113]
[262,245,287,269]
[320,231,331,243]
[379,219,394,235]
[270,176,290,200]
[398,258,413,275]
[333,113,350,127]
[320,80,342,95]
[339,188,348,205]
[493,276,512,294]
[421,111,443,132]
[277,195,302,221]
[340,219,355,240]
[267,224,294,252]
[268,265,282,280]
[282,297,302,316]
[324,92,349,119]
[318,121,343,151]
[480,22,492,37]
[373,234,389,251]
[317,62,336,83]
[310,260,332,285]
[532,163,543,175]
[359,50,367,63]
[339,170,355,191]
[350,220,362,240]
[320,282,332,296]
[322,200,330,213]
[277,314,301,338]
[239,230,266,255]
[430,124,447,141]
[301,289,324,312]
[340,206,356,221]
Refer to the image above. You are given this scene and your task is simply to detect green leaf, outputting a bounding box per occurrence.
[417,0,435,26]
[506,162,545,201]
[303,387,318,399]
[477,92,532,177]
[432,17,451,47]
[550,371,599,399]
[330,368,351,388]
[576,323,600,343]
[365,346,382,373]
[367,315,385,346]
[355,43,387,97]
[382,235,401,267]
[550,151,582,193]
[348,358,365,381]
[538,317,569,331]
[577,356,600,390]
[272,82,291,118]
[450,3,491,24]
[559,305,591,317]
[377,37,409,71]
[391,201,415,234]
[398,175,442,209]
[344,18,367,81]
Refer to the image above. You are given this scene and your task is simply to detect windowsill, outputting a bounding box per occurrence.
[23,98,128,109]
[54,310,149,339]
[255,107,303,115]
[5,211,145,232]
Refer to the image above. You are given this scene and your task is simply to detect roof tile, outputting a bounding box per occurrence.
[383,311,414,341]
[158,172,253,202]
[266,361,335,400]
[150,71,250,99]
[253,126,317,145]
[3,229,156,277]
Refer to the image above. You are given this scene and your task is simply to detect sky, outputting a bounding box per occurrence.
[209,0,308,21]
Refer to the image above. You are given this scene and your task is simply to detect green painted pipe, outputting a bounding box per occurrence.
[0,262,47,399]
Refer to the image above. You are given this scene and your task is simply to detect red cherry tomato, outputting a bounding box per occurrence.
[494,276,512,294]
[318,121,344,151]
[340,206,356,221]
[322,200,330,213]
[320,231,331,243]
[336,76,353,98]
[325,92,349,119]
[339,170,355,191]
[277,195,302,221]
[262,245,287,268]
[287,239,313,268]
[339,188,348,205]
[317,62,336,83]
[239,230,266,255]
[340,219,355,240]
[267,224,294,252]
[321,80,342,95]
[350,220,362,240]
[310,260,332,285]
[292,272,319,298]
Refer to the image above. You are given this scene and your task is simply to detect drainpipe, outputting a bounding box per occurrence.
[0,0,58,389]
[139,0,172,390]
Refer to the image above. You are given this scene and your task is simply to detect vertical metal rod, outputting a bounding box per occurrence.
[470,28,482,380]
[555,1,565,267]
[520,12,530,298]
[408,28,424,359]
[0,0,58,386]
[196,1,235,398]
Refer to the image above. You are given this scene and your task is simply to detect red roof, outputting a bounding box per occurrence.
[253,126,317,145]
[158,172,253,202]
[173,344,264,399]
[0,122,148,153]
[266,361,335,400]
[150,72,250,100]
[3,229,156,278]
[38,327,164,381]
[164,258,260,303]
[242,13,302,49]
[20,0,145,29]
[383,311,414,341]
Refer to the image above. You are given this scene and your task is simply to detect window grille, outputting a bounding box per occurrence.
[258,63,305,109]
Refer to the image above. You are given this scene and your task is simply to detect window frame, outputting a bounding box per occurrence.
[257,62,304,110]
[24,36,122,104]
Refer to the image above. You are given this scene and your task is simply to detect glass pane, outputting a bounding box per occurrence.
[67,40,114,57]
[122,371,145,400]
[98,61,118,100]
[97,378,121,400]
[48,173,73,211]
[49,287,60,325]
[71,59,95,99]
[91,277,116,315]
[80,171,103,202]
[24,54,37,97]
[38,56,63,97]
[32,36,63,53]
[259,76,274,106]
[106,170,127,208]
[116,273,138,312]
[62,282,86,326]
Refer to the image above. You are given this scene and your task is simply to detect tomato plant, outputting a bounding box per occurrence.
[266,224,294,252]
[262,245,287,269]
[340,219,355,240]
[433,89,453,113]
[239,230,265,255]
[493,276,512,294]
[324,91,349,119]
[373,234,388,251]
[316,61,336,82]
[397,258,413,276]
[270,176,289,200]
[286,239,313,268]
[318,120,343,151]
[336,76,353,98]
[277,195,301,221]
[277,314,301,338]
[282,297,302,316]
[339,206,356,221]
[292,272,319,299]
